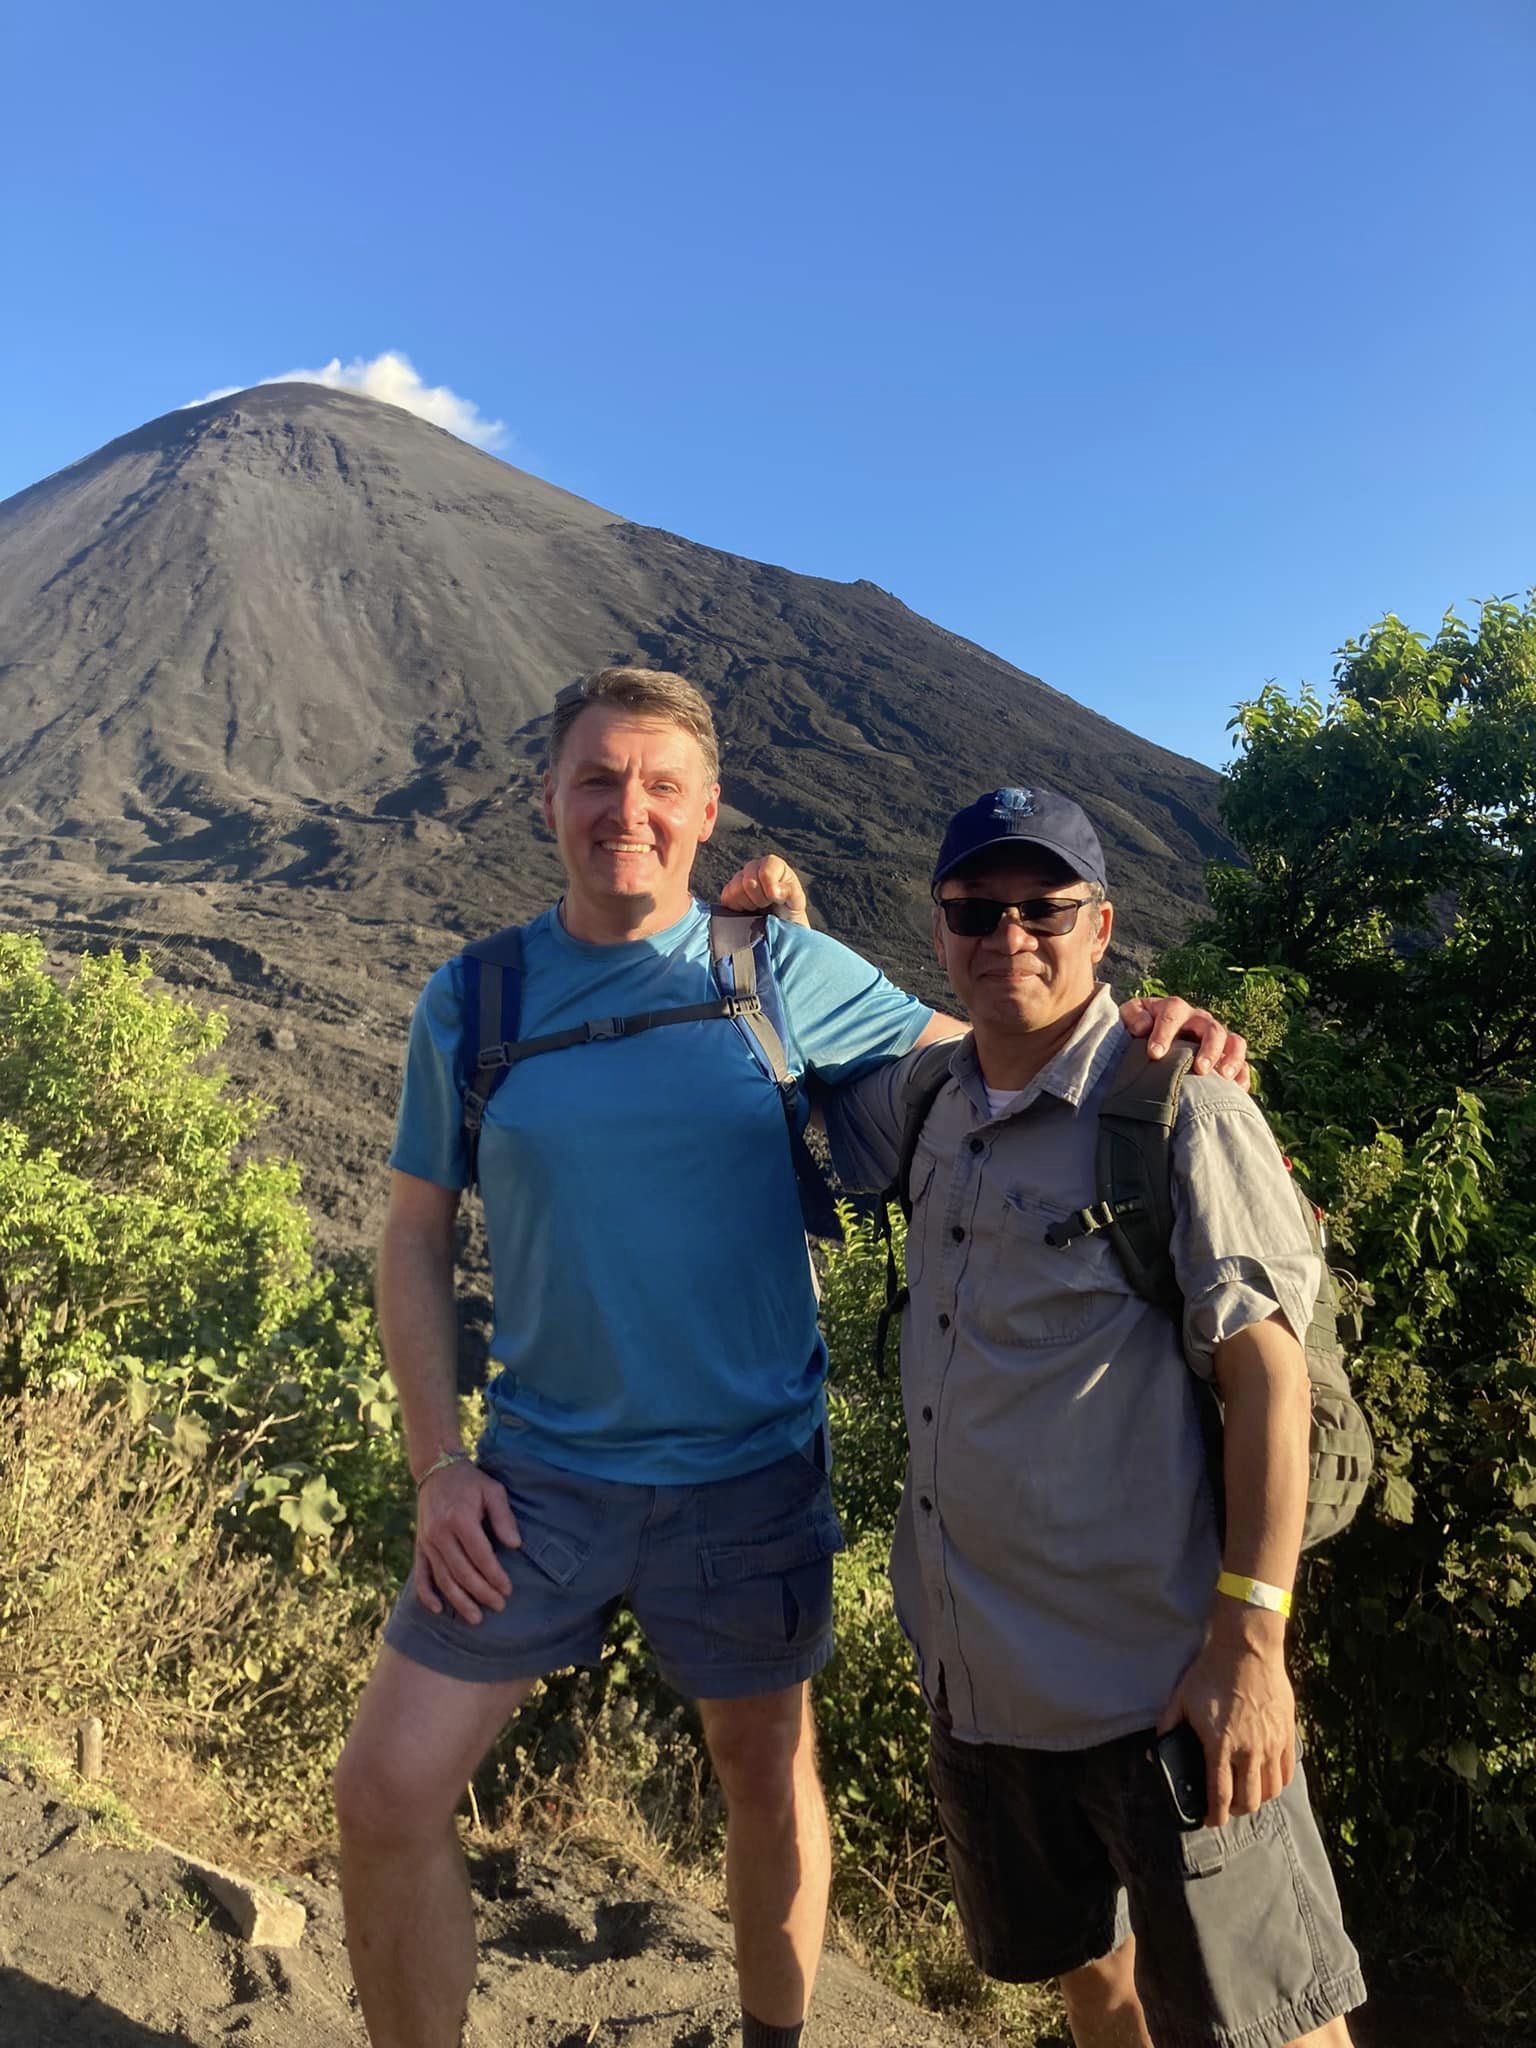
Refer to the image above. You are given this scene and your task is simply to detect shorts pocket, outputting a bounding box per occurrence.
[1176,1796,1275,1877]
[517,1524,590,1587]
[699,1511,845,1661]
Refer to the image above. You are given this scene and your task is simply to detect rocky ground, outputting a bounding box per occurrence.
[0,1755,1513,2048]
[0,1761,1014,2048]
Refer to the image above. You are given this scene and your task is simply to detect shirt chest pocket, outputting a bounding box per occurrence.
[976,1190,1127,1347]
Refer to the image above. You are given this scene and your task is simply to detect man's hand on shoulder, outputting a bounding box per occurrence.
[414,1457,523,1625]
[718,855,811,927]
[1120,994,1250,1089]
[1158,1606,1296,1828]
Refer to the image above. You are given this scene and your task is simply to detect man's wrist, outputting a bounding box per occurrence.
[413,1445,471,1489]
[1216,1570,1293,1618]
[1209,1590,1288,1654]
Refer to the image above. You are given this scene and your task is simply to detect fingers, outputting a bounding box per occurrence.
[486,1486,523,1554]
[1215,1035,1251,1088]
[1227,1746,1264,1819]
[414,1553,444,1616]
[1205,1737,1234,1830]
[718,855,809,922]
[415,1468,517,1626]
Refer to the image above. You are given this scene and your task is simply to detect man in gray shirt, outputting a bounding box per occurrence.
[823,789,1365,2048]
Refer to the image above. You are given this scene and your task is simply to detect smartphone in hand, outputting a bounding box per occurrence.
[1154,1724,1209,1830]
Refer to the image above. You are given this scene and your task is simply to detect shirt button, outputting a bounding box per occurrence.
[937,1313,951,1330]
[919,1495,933,1512]
[951,1226,965,1242]
[969,1137,985,1155]
[922,1406,934,1423]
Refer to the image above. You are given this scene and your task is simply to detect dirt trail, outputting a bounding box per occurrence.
[0,1764,999,2048]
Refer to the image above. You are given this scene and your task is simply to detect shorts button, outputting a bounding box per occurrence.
[938,1313,951,1330]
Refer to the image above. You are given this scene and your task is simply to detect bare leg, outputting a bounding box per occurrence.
[1286,2023,1354,2046]
[697,1684,829,2030]
[1059,1936,1155,2048]
[334,1645,535,2048]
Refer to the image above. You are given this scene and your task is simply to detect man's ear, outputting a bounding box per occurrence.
[541,769,555,834]
[931,903,948,971]
[1090,898,1114,965]
[696,781,721,845]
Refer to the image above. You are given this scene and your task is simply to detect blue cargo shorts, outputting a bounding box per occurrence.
[384,1420,845,1700]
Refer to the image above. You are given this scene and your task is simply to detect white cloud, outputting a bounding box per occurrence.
[185,350,508,450]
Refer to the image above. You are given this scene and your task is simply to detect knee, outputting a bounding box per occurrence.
[333,1728,450,1853]
[706,1704,818,1816]
[1058,1940,1139,2025]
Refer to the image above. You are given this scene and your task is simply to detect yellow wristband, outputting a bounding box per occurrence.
[1216,1571,1293,1617]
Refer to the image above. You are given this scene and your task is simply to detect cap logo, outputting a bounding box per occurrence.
[992,788,1036,819]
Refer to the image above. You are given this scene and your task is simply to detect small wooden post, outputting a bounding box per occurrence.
[76,1716,103,1781]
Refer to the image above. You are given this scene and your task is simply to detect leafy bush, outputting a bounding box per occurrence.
[0,937,408,1576]
[1147,596,1536,1993]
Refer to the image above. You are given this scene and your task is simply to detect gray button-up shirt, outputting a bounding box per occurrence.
[825,984,1320,1750]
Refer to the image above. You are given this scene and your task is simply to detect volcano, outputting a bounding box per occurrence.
[0,383,1236,1239]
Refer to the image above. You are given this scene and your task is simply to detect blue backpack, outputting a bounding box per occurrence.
[455,907,841,1238]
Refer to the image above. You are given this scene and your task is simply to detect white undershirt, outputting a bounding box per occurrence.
[983,1082,1022,1120]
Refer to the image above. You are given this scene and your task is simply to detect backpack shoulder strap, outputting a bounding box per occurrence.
[1094,1035,1191,1322]
[873,1038,961,1373]
[708,909,842,1240]
[708,910,793,1085]
[892,1039,961,1219]
[458,923,527,1186]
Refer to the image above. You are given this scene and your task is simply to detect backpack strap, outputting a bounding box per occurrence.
[1092,1036,1191,1324]
[455,907,840,1235]
[873,1040,960,1373]
[708,911,843,1240]
[460,923,528,1188]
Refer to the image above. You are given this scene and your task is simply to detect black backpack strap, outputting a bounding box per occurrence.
[460,923,528,1187]
[873,1040,959,1373]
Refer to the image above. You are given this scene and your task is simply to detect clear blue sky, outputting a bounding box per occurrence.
[4,0,1532,764]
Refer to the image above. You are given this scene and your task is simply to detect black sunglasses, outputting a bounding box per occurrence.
[937,893,1096,938]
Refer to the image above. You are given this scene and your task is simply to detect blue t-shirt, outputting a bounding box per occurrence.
[390,900,932,1483]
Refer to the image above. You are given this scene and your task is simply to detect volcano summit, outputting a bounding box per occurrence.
[0,383,1235,1234]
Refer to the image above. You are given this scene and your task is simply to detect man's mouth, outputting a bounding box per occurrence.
[599,841,656,855]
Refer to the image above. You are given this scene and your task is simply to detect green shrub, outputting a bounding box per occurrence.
[1146,597,1536,2003]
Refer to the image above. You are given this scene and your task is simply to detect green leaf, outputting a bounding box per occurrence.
[1381,1473,1417,1523]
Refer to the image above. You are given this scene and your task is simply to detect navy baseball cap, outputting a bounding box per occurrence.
[931,787,1107,893]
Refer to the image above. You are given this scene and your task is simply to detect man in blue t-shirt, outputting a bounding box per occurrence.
[334,665,1243,2048]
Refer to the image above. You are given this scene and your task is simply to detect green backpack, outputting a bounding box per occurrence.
[876,1035,1374,1550]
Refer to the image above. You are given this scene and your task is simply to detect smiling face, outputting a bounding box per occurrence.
[933,846,1113,1054]
[543,702,720,939]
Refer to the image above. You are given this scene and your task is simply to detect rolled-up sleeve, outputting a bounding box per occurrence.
[388,961,471,1189]
[1168,1086,1321,1377]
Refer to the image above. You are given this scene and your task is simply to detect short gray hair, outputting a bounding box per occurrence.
[547,666,720,781]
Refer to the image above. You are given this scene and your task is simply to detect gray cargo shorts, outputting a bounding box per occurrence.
[384,1421,844,1700]
[928,1717,1366,2048]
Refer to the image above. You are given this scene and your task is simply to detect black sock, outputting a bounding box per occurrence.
[741,2014,804,2048]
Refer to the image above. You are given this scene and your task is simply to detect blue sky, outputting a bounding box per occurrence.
[4,0,1532,765]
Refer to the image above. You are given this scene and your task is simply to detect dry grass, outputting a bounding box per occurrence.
[0,1387,377,1867]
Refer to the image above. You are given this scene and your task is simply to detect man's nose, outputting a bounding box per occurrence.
[987,909,1039,951]
[614,773,650,829]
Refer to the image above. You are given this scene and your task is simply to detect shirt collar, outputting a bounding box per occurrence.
[955,983,1125,1122]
